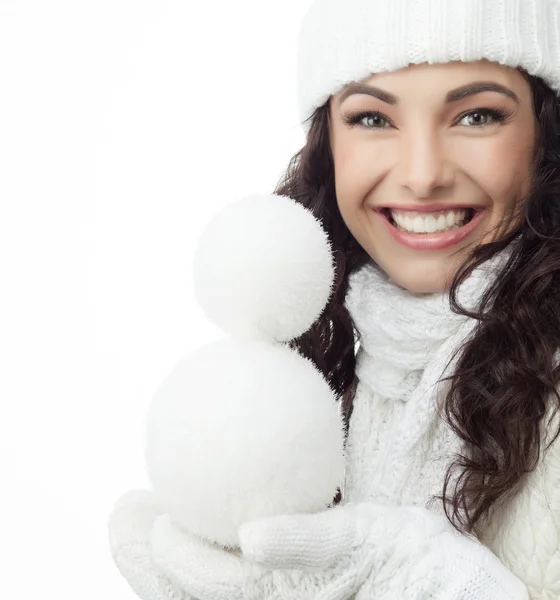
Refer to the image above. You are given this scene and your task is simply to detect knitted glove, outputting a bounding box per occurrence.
[109,490,530,600]
[151,501,531,600]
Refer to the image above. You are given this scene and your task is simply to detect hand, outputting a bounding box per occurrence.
[110,491,529,600]
[151,502,454,600]
[152,501,530,600]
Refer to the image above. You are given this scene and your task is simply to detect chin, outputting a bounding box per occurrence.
[394,277,448,294]
[376,261,453,295]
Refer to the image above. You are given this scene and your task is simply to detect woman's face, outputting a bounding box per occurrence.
[329,60,538,293]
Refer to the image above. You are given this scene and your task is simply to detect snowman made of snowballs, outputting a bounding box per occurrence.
[144,194,347,552]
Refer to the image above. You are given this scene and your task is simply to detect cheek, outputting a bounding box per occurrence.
[333,135,388,203]
[456,134,534,205]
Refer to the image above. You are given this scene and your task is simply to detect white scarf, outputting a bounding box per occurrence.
[344,246,515,404]
[341,244,516,506]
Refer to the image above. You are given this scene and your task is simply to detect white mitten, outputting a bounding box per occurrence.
[150,501,530,600]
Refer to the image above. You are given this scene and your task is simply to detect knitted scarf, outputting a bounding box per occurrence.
[341,243,516,507]
[345,246,515,403]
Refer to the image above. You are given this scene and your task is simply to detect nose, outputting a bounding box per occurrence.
[396,128,455,198]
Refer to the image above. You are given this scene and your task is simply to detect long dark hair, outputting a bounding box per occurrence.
[275,72,560,535]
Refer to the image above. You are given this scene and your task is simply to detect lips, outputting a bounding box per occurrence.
[373,206,488,251]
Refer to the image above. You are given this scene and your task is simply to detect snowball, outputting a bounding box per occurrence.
[192,194,335,343]
[144,338,345,549]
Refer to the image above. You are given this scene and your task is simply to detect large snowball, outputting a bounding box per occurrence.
[144,338,345,549]
[192,194,335,342]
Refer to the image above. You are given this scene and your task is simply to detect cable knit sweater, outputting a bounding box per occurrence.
[342,251,560,600]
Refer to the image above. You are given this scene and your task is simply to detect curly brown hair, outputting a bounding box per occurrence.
[275,71,560,535]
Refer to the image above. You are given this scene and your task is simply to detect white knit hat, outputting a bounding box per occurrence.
[297,0,560,133]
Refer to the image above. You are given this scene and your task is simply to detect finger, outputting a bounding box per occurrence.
[238,506,359,571]
[151,513,244,600]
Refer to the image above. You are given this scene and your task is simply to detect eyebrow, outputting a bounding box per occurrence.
[337,81,520,106]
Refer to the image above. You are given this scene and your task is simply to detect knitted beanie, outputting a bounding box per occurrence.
[297,0,560,133]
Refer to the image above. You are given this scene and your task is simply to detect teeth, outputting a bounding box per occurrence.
[390,208,472,234]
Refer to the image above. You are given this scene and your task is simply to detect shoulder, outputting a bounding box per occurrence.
[480,406,560,599]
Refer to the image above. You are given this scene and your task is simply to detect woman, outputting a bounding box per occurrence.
[108,0,560,598]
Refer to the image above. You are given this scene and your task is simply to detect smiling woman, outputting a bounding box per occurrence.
[108,1,560,599]
[270,51,560,600]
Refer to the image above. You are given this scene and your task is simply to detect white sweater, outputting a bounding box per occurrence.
[342,254,560,600]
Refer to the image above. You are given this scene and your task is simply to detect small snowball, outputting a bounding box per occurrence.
[192,194,335,342]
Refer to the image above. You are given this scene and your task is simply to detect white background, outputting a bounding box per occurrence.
[0,1,312,597]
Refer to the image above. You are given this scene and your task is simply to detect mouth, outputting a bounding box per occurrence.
[373,206,487,250]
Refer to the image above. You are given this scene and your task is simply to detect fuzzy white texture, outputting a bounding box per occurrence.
[144,337,345,550]
[297,0,560,133]
[193,193,335,343]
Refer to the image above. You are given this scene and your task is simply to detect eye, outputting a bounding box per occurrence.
[342,110,391,129]
[456,108,509,127]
